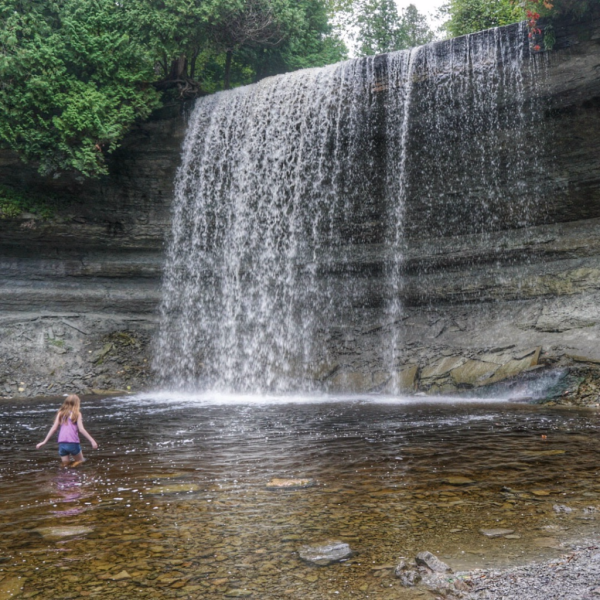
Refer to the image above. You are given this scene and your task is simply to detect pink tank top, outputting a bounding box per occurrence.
[58,414,80,443]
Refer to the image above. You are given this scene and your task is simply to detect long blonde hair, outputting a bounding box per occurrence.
[57,394,81,424]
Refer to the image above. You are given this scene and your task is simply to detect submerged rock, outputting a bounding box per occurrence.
[298,541,353,566]
[443,476,474,486]
[34,526,93,539]
[146,483,200,494]
[479,528,515,538]
[266,478,314,490]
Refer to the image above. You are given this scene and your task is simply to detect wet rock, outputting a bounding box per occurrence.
[482,352,540,386]
[415,551,452,574]
[111,570,131,581]
[479,528,515,538]
[421,356,465,380]
[298,541,353,566]
[451,359,498,386]
[394,560,422,587]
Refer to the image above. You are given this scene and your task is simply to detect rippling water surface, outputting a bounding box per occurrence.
[1,394,599,599]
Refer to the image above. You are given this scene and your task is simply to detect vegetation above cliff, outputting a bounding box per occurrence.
[1,0,597,180]
[0,0,346,178]
[441,0,599,38]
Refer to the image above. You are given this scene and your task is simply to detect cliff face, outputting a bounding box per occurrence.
[0,106,187,397]
[1,17,600,399]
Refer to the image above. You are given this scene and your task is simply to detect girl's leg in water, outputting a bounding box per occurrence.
[69,451,85,468]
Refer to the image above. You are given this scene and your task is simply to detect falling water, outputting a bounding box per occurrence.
[157,22,543,392]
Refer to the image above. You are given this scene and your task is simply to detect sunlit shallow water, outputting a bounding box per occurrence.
[1,393,600,599]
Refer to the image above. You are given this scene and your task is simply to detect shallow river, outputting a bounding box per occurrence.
[1,393,599,599]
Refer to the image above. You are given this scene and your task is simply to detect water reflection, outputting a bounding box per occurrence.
[0,394,599,598]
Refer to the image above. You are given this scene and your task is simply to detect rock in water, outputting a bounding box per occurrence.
[34,526,93,539]
[298,541,353,566]
[415,551,452,573]
[443,476,474,486]
[266,478,314,490]
[479,528,515,538]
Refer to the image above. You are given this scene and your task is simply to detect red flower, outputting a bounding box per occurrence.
[534,45,541,51]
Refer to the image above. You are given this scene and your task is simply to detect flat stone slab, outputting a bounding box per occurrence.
[34,526,93,539]
[479,528,515,538]
[266,478,314,490]
[299,541,353,566]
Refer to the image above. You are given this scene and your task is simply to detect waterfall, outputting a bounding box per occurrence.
[156,22,542,393]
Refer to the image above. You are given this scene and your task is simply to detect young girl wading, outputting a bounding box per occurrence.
[36,394,98,467]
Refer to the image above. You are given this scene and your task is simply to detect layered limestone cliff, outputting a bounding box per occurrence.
[0,16,599,399]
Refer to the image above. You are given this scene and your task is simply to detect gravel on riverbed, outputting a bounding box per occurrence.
[462,541,600,599]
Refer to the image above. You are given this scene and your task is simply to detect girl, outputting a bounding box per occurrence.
[36,395,98,467]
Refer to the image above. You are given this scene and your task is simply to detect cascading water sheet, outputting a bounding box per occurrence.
[157,22,543,393]
[156,56,404,392]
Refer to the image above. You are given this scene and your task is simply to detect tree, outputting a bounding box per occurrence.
[353,0,433,56]
[397,4,435,49]
[0,0,162,177]
[0,0,347,178]
[441,0,525,38]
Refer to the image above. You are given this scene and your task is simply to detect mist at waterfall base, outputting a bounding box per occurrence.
[156,22,546,395]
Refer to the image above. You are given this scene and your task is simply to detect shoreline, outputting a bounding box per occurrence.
[460,541,600,599]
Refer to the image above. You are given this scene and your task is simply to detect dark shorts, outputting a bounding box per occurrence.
[58,442,81,457]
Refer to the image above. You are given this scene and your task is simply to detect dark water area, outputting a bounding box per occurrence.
[1,394,600,598]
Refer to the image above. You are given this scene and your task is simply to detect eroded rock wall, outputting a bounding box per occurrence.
[0,105,187,397]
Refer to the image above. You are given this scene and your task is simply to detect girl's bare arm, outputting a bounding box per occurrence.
[77,415,98,449]
[36,414,60,448]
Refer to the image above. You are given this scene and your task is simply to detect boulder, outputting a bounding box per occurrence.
[451,360,498,386]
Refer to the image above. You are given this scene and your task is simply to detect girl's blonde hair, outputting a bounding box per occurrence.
[57,394,81,424]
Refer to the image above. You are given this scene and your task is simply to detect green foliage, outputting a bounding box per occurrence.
[0,0,162,178]
[442,0,525,37]
[353,0,434,56]
[0,185,57,219]
[0,0,347,179]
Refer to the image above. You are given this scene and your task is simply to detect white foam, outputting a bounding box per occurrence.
[124,390,512,407]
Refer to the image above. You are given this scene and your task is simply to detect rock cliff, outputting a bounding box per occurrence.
[1,16,599,399]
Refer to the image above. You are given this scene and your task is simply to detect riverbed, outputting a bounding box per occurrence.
[1,394,599,598]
